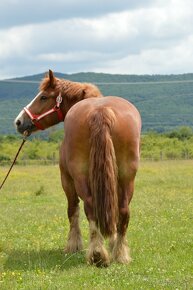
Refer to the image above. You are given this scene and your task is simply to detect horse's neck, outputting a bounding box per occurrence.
[59,79,103,117]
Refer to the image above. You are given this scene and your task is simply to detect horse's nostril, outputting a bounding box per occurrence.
[16,119,21,126]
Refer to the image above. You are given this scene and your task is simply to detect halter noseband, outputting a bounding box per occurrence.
[23,93,64,130]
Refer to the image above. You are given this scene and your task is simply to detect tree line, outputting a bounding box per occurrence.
[0,126,193,165]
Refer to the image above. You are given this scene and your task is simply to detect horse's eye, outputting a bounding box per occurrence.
[40,95,48,101]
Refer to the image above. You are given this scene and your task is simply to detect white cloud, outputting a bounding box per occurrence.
[95,35,193,75]
[0,0,155,28]
[0,0,193,78]
[0,26,31,57]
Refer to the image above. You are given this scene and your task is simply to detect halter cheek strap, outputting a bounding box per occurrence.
[24,93,64,130]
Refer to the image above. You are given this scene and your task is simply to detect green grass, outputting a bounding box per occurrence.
[0,161,192,289]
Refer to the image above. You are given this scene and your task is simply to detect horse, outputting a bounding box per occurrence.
[15,70,141,267]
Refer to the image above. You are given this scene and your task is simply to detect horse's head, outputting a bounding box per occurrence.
[15,70,63,136]
[15,69,103,136]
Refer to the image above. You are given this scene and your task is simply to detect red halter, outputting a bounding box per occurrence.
[23,93,64,130]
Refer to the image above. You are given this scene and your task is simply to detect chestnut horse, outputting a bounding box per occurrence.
[15,70,141,267]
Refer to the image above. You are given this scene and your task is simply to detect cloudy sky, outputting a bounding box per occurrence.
[0,0,193,79]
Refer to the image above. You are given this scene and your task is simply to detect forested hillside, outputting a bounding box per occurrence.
[0,72,193,135]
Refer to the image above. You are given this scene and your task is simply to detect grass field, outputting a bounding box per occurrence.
[0,161,192,289]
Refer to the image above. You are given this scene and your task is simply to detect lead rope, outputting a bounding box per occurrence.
[0,138,27,191]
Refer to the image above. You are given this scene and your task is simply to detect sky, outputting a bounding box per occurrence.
[0,0,193,79]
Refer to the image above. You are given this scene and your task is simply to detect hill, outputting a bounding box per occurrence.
[0,72,193,135]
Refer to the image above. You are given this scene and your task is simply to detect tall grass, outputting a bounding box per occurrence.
[0,161,192,289]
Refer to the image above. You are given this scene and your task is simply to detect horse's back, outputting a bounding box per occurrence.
[62,96,141,179]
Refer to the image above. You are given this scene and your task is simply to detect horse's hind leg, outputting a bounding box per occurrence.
[86,220,110,267]
[73,177,110,267]
[60,168,83,253]
[112,180,134,264]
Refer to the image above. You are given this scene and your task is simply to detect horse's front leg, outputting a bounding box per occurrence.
[65,200,83,253]
[60,167,83,253]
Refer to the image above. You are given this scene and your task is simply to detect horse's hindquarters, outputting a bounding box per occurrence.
[60,96,141,266]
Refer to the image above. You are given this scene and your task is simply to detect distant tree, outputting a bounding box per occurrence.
[178,126,193,140]
[48,129,64,142]
[0,135,4,143]
[167,126,193,140]
[0,154,11,162]
[4,135,19,142]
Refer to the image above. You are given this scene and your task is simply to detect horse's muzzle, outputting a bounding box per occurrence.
[14,112,36,136]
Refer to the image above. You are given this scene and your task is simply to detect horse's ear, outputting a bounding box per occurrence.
[49,69,56,88]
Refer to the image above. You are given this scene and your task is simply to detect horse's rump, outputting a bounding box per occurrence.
[88,107,118,237]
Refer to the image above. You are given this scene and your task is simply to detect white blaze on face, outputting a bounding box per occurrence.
[26,91,42,109]
[14,92,42,126]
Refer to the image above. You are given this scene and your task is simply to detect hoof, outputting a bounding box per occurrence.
[87,248,110,267]
[112,238,132,264]
[114,254,132,264]
[90,251,110,267]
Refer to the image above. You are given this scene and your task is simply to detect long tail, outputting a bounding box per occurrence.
[89,107,118,237]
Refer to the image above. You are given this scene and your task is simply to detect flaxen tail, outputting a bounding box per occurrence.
[89,107,118,237]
